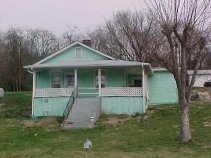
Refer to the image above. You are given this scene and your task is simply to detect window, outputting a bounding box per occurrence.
[75,48,82,57]
[95,70,106,88]
[65,73,74,88]
[134,79,142,87]
[51,71,61,88]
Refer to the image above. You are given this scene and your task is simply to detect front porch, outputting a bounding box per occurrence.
[33,67,147,96]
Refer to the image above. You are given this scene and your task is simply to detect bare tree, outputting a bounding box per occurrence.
[88,26,122,59]
[26,29,59,62]
[147,0,211,142]
[0,28,60,91]
[59,27,83,48]
[105,11,156,63]
[3,28,26,91]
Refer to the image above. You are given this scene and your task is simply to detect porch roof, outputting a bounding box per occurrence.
[24,60,153,74]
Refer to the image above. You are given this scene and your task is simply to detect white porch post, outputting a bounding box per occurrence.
[74,69,77,88]
[32,71,36,117]
[74,69,77,97]
[98,69,101,96]
[142,66,146,113]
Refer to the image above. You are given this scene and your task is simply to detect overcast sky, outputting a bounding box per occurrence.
[0,0,143,35]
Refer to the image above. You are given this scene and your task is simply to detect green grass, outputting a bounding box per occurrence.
[0,92,211,158]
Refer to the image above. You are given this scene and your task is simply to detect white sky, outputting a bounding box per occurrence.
[0,0,143,35]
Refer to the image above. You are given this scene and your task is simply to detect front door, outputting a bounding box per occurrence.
[134,79,142,87]
[65,74,74,88]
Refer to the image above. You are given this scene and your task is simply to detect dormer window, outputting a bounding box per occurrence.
[75,48,82,57]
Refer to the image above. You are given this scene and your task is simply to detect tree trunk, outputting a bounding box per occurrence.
[180,99,191,142]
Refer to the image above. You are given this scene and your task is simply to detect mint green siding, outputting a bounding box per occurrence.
[78,69,95,87]
[149,71,178,104]
[107,68,125,87]
[101,97,144,114]
[77,69,97,97]
[43,44,108,64]
[33,97,69,116]
[36,70,50,88]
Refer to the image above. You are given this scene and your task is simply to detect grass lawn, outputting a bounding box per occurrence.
[0,92,211,158]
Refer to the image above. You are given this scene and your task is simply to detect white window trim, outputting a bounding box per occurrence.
[94,69,107,88]
[50,71,62,88]
[64,72,75,88]
[75,47,82,58]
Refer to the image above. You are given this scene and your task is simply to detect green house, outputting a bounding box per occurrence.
[24,41,177,127]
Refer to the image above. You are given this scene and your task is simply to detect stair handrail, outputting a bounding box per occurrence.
[62,86,77,127]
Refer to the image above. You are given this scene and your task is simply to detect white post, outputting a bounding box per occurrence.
[98,69,101,96]
[32,71,36,117]
[74,69,77,97]
[142,66,145,113]
[74,69,77,88]
[145,73,149,108]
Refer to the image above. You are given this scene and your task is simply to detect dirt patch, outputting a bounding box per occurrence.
[101,114,129,124]
[22,117,60,129]
[106,117,128,124]
[21,110,31,117]
[203,121,211,128]
[192,87,211,101]
[22,120,36,127]
[36,117,59,128]
[198,92,211,101]
[6,156,27,158]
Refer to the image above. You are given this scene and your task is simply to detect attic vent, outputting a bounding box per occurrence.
[75,48,82,58]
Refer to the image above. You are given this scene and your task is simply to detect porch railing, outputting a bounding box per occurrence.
[101,87,142,96]
[34,88,74,97]
[62,87,77,127]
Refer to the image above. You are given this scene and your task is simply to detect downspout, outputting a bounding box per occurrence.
[142,65,145,113]
[27,67,35,117]
[32,70,35,117]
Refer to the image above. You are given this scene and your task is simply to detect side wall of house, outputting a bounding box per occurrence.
[36,70,50,88]
[101,96,144,114]
[149,71,178,105]
[33,97,70,116]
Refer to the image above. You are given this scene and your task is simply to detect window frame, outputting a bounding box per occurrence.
[64,72,75,88]
[94,69,107,88]
[75,47,82,58]
[50,71,62,88]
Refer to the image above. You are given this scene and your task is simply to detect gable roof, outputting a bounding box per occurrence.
[34,41,115,65]
[24,41,154,74]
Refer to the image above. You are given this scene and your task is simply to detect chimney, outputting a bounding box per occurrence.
[82,40,92,48]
